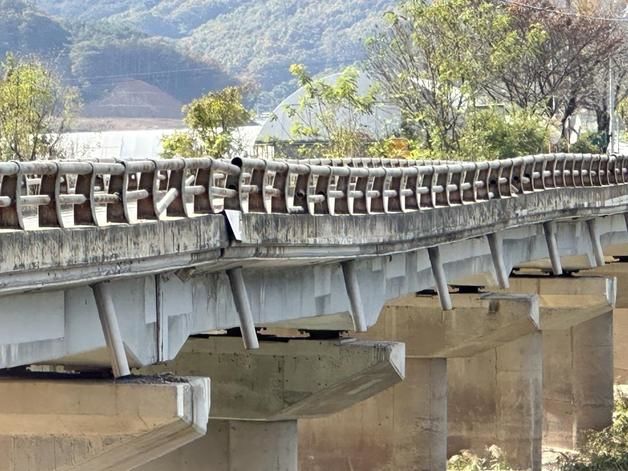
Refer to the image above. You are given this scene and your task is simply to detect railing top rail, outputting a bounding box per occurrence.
[0,153,623,231]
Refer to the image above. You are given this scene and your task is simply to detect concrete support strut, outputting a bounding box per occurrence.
[543,221,563,275]
[342,260,368,332]
[428,246,453,311]
[587,218,606,267]
[91,281,130,378]
[226,267,260,350]
[487,232,510,289]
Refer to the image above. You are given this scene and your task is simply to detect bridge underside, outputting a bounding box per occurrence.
[1,211,626,371]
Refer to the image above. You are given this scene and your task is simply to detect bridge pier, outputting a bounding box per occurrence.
[448,276,615,467]
[137,336,404,471]
[298,292,540,471]
[140,419,298,471]
[543,313,613,448]
[0,375,209,471]
[581,259,628,383]
[449,333,543,468]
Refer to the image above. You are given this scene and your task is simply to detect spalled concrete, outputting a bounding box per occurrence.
[0,375,210,471]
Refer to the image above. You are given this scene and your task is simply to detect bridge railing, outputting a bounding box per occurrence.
[0,153,625,230]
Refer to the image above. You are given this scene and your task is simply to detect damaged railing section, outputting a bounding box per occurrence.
[0,153,626,230]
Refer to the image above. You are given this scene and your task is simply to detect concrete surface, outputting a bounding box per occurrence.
[449,276,615,469]
[0,375,210,471]
[139,420,298,471]
[298,292,540,471]
[139,336,405,420]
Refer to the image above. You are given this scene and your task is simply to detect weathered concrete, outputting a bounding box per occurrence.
[579,261,628,383]
[140,336,404,420]
[298,292,540,471]
[140,336,403,471]
[139,420,298,471]
[383,292,540,358]
[506,276,616,330]
[5,214,628,373]
[0,375,210,471]
[449,332,544,470]
[543,313,614,449]
[301,358,447,471]
[449,276,615,469]
[4,185,628,293]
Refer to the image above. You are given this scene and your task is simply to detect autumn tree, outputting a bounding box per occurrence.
[0,54,79,161]
[499,0,626,138]
[366,0,546,155]
[161,86,251,158]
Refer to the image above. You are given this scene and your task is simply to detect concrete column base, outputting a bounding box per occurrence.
[544,312,614,448]
[0,375,210,471]
[578,262,628,383]
[140,420,297,471]
[448,332,543,470]
[300,358,447,471]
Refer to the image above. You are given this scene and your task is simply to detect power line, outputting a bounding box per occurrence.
[497,0,628,22]
[62,56,359,84]
[65,65,225,83]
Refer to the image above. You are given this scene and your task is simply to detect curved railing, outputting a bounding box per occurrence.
[0,153,625,230]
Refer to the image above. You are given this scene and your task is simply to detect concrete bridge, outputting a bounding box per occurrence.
[1,153,628,470]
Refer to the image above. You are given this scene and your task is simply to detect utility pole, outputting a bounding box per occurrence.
[608,58,615,155]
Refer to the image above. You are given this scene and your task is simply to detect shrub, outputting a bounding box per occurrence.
[570,131,608,154]
[557,397,628,470]
[448,445,514,471]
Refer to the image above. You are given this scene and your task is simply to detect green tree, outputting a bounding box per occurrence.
[367,0,546,156]
[0,54,79,161]
[161,86,251,158]
[458,107,548,160]
[284,64,378,158]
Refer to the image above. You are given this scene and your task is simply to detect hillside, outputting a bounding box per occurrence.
[0,0,70,59]
[34,0,395,109]
[0,0,236,119]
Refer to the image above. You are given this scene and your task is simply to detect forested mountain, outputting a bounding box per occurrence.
[32,0,394,110]
[0,0,235,118]
[0,0,70,59]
